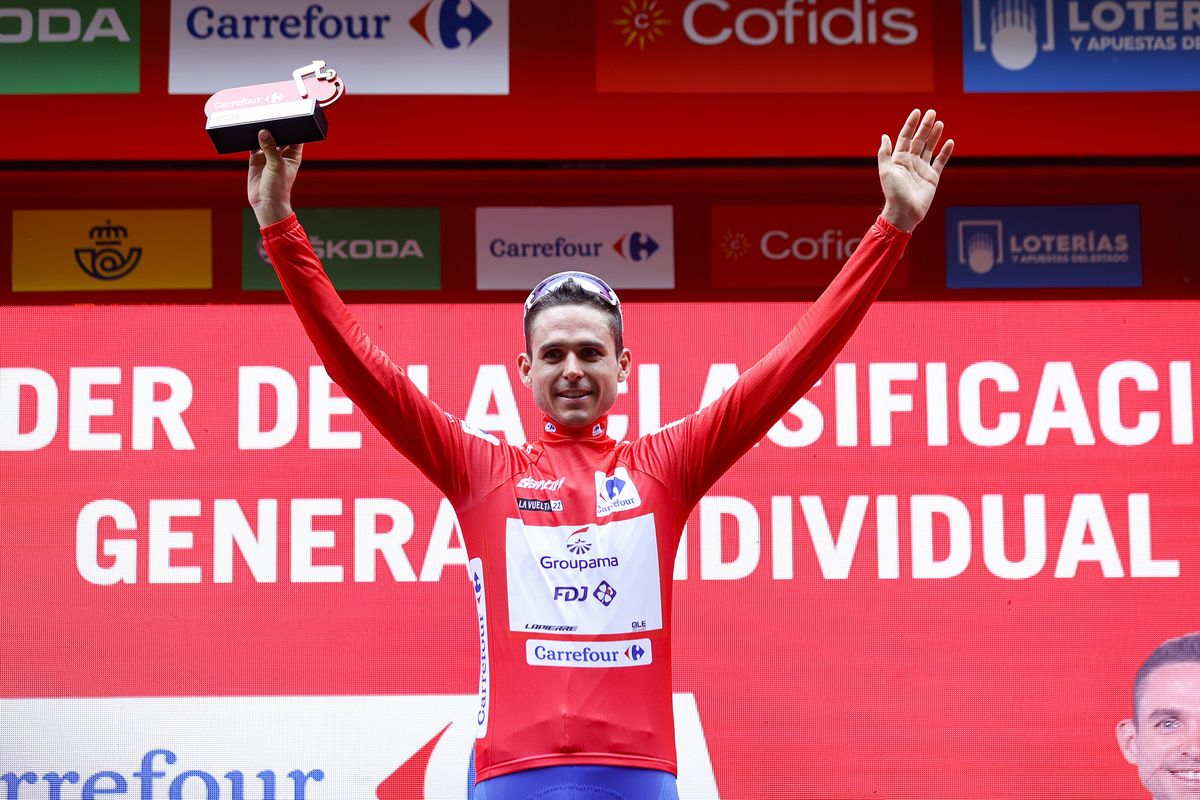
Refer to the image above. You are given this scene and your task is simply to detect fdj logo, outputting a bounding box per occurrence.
[75,220,142,281]
[553,582,618,606]
[409,0,492,48]
[593,581,617,607]
[554,585,588,602]
[969,0,1055,71]
[613,231,659,262]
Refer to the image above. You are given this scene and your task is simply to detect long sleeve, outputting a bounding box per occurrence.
[635,215,910,510]
[260,213,472,501]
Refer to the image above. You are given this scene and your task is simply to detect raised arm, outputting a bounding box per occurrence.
[247,130,473,501]
[651,111,954,508]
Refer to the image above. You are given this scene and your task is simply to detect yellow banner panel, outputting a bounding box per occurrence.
[12,210,212,291]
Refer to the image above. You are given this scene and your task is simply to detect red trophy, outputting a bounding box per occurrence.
[204,60,346,154]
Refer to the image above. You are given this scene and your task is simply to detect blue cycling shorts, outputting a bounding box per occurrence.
[471,764,679,800]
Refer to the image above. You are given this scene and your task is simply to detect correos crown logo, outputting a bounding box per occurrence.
[75,220,142,281]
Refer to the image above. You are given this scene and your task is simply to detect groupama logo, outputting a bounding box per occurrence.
[409,0,493,48]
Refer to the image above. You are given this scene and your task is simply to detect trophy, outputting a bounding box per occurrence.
[204,61,346,154]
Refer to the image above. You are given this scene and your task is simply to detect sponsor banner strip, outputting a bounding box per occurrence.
[526,638,653,668]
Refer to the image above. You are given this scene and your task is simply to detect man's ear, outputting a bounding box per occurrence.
[617,348,632,384]
[517,352,533,388]
[1116,718,1139,765]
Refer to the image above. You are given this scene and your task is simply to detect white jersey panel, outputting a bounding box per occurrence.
[505,513,663,637]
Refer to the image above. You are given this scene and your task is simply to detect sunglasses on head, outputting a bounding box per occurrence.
[523,271,621,319]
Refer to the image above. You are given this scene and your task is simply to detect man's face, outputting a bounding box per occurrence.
[518,304,630,429]
[1117,662,1200,800]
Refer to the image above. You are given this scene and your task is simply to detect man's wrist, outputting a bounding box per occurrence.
[253,202,294,229]
[880,202,919,233]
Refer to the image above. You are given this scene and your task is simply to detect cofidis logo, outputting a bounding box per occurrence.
[597,0,933,92]
[963,0,1200,91]
[711,205,909,288]
[170,1,508,95]
[946,205,1142,288]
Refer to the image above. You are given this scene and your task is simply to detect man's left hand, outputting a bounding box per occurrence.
[878,109,954,232]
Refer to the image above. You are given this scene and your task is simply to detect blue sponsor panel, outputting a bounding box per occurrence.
[963,0,1200,92]
[946,205,1142,288]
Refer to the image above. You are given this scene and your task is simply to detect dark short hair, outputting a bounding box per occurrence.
[523,278,623,356]
[1133,632,1200,719]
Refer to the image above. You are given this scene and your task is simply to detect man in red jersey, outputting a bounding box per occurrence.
[247,109,952,800]
[1117,633,1200,800]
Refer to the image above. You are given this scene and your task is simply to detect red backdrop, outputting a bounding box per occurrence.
[3,301,1197,798]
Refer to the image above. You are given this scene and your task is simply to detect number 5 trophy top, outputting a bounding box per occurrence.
[205,60,346,154]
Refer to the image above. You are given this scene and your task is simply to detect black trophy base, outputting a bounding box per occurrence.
[207,104,328,154]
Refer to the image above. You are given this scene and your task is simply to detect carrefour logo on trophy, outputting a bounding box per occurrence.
[204,60,346,153]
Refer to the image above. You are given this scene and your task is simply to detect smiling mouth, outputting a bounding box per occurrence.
[557,389,592,399]
[1169,769,1200,781]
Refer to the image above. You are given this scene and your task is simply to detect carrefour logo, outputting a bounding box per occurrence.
[1,748,325,799]
[963,0,1200,92]
[595,467,643,516]
[169,2,508,96]
[410,0,493,48]
[613,231,659,262]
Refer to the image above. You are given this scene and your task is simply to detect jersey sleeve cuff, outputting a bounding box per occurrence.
[259,212,300,239]
[874,215,912,240]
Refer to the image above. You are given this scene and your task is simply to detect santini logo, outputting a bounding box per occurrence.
[516,476,566,491]
[595,467,642,516]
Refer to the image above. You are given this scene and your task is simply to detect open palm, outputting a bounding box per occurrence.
[878,109,954,232]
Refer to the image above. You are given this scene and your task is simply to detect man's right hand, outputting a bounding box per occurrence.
[248,129,302,228]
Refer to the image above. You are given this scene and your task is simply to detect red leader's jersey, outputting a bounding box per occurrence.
[262,213,909,782]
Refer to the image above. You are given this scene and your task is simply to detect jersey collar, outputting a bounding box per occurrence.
[540,415,609,443]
